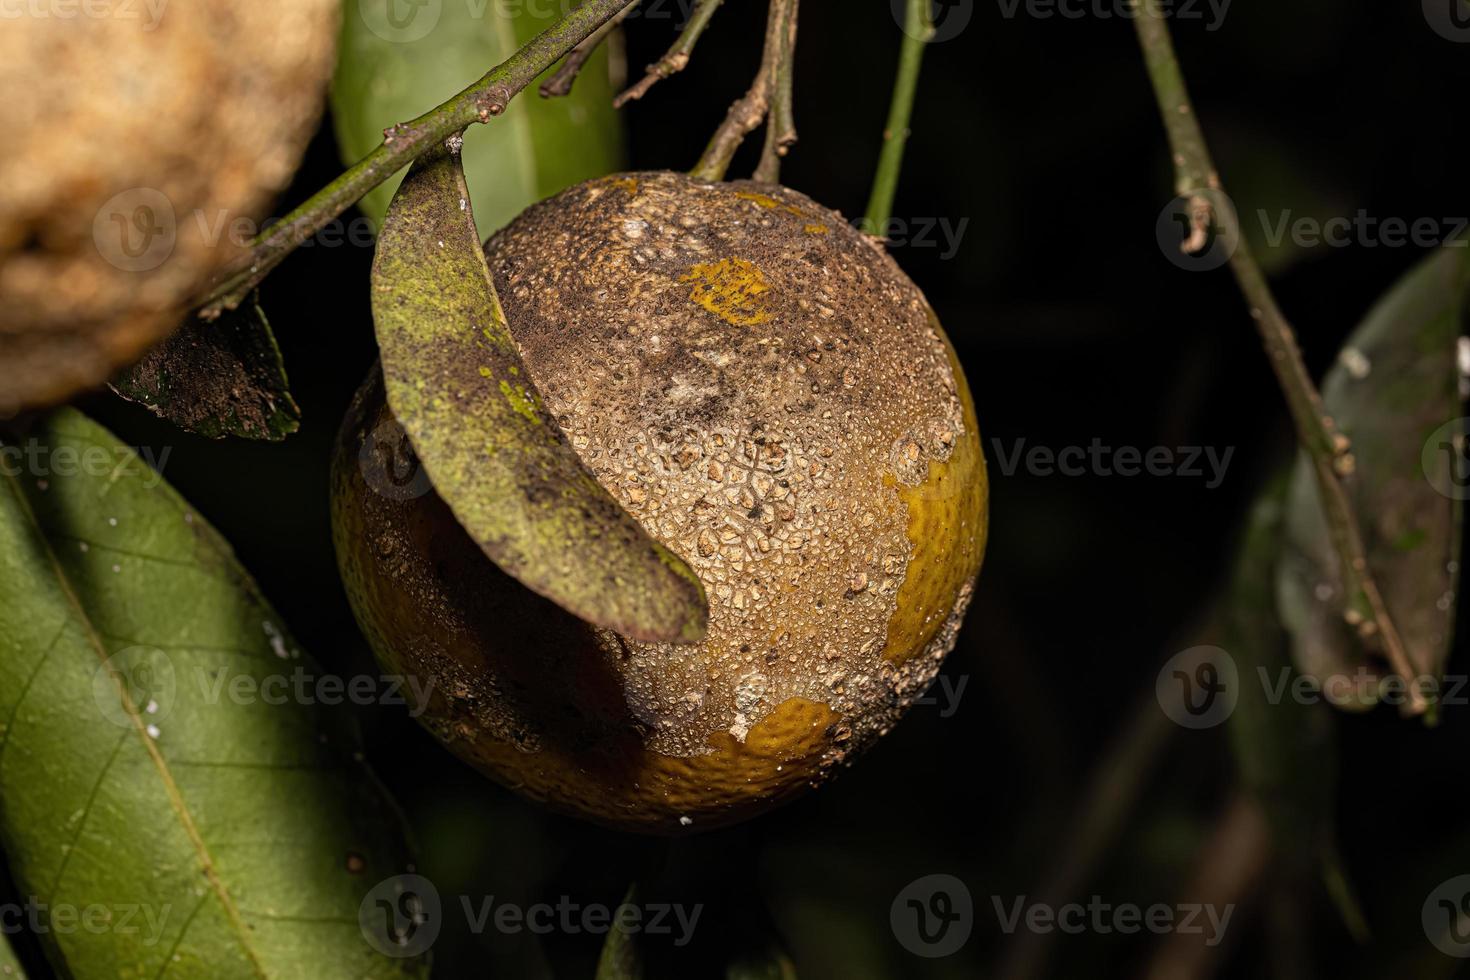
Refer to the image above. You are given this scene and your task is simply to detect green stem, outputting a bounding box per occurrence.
[195,0,634,319]
[863,0,934,231]
[1129,0,1424,713]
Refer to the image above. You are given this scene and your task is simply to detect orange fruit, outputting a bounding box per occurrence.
[332,173,987,833]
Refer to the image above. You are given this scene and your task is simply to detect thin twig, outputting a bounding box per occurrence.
[994,690,1177,980]
[863,0,934,231]
[194,0,634,319]
[753,0,798,183]
[690,0,790,182]
[1143,795,1273,980]
[540,0,639,98]
[613,0,724,108]
[1129,0,1426,714]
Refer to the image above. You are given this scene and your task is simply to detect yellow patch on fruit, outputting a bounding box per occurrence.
[736,190,803,216]
[884,324,988,665]
[680,258,772,326]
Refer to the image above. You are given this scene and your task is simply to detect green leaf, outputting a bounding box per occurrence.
[725,943,799,980]
[0,410,425,978]
[371,149,708,643]
[0,931,25,978]
[1228,482,1336,858]
[332,0,625,236]
[1277,245,1469,714]
[111,296,301,441]
[594,885,644,980]
[1225,479,1369,939]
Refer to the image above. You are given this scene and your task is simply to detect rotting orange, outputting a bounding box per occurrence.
[332,172,988,834]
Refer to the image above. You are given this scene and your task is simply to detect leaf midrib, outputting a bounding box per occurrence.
[0,466,270,980]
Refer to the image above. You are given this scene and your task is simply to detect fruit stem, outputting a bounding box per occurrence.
[540,0,641,98]
[613,0,725,108]
[1128,0,1426,713]
[863,0,934,232]
[690,0,794,182]
[193,0,635,320]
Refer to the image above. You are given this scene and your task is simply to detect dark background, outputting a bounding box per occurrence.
[64,1,1470,976]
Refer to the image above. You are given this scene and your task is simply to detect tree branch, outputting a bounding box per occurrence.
[1129,0,1426,714]
[1144,794,1272,980]
[540,0,640,98]
[194,0,635,319]
[994,690,1177,980]
[690,0,791,182]
[753,0,798,183]
[613,0,724,109]
[863,0,934,231]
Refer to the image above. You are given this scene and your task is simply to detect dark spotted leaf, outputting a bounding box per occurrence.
[111,295,300,441]
[1277,245,1469,714]
[370,148,708,643]
[0,409,424,977]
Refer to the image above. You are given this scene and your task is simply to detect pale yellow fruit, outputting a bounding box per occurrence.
[0,0,339,412]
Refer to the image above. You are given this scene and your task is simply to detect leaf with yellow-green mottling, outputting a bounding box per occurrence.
[370,148,708,643]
